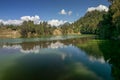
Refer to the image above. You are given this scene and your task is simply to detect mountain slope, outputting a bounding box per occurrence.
[72,10,107,34]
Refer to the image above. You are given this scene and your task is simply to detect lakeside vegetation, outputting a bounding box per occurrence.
[0,0,119,39]
[98,0,120,39]
[0,0,120,80]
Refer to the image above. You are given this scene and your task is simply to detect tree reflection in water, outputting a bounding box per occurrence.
[77,40,120,80]
[98,40,120,80]
[2,53,102,80]
[0,37,119,80]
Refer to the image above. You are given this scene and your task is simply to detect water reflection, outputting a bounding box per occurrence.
[1,38,90,54]
[2,53,104,80]
[0,37,114,80]
[48,41,66,49]
[2,41,66,54]
[98,40,120,80]
[88,56,105,64]
[77,40,120,80]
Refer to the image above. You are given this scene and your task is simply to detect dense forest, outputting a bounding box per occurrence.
[98,0,120,39]
[71,0,120,39]
[72,10,107,34]
[70,0,120,39]
[0,0,119,39]
[0,21,80,38]
[0,10,106,38]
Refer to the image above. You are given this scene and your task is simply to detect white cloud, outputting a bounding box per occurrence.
[59,9,72,16]
[0,15,41,25]
[59,9,67,15]
[21,15,40,21]
[68,11,72,15]
[21,15,40,24]
[87,5,109,12]
[0,19,23,25]
[0,15,71,26]
[0,20,3,22]
[48,19,67,26]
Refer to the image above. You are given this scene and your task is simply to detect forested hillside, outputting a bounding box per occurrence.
[98,0,120,39]
[0,0,120,39]
[72,10,107,34]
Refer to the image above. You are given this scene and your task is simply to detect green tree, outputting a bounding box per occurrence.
[73,10,106,34]
[98,0,120,39]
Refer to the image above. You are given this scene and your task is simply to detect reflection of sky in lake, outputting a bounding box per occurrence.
[2,41,67,53]
[0,38,112,80]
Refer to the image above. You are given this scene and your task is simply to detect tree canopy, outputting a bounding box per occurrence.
[98,0,120,39]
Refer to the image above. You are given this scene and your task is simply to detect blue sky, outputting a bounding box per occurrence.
[0,0,110,25]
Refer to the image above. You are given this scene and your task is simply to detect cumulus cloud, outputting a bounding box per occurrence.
[0,15,70,27]
[21,15,40,21]
[59,9,67,15]
[0,19,23,25]
[0,15,41,25]
[48,19,67,26]
[0,20,3,22]
[21,15,40,24]
[87,5,109,12]
[59,9,72,15]
[68,11,72,15]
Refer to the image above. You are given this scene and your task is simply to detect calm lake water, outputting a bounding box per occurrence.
[0,35,119,80]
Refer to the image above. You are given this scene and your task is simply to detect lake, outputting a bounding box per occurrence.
[0,35,119,80]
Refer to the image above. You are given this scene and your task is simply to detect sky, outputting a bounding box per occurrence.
[0,0,110,26]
